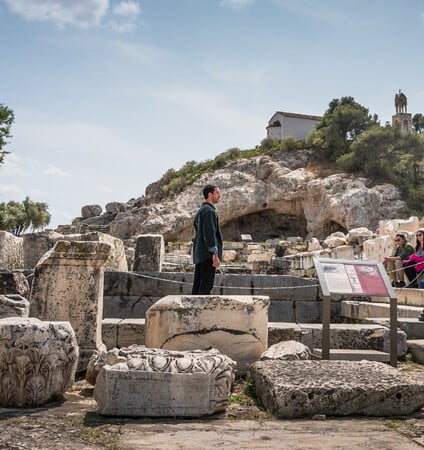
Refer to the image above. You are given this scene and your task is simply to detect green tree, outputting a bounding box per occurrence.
[308,96,378,160]
[0,197,51,235]
[412,113,424,134]
[0,103,15,165]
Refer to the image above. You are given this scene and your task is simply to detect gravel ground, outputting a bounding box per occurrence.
[0,365,424,449]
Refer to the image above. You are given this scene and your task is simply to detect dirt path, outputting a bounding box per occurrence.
[1,370,424,449]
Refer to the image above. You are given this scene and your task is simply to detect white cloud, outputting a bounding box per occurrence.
[143,85,262,132]
[0,0,109,29]
[43,164,70,177]
[0,184,22,196]
[108,0,141,33]
[113,1,140,17]
[113,41,173,67]
[220,0,254,9]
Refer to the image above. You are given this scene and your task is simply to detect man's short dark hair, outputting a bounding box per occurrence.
[203,185,217,199]
[395,233,406,240]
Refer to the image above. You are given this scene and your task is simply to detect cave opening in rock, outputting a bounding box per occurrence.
[322,220,347,238]
[221,209,307,241]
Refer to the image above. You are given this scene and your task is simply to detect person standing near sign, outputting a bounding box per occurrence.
[383,233,414,287]
[192,185,223,295]
[403,230,424,288]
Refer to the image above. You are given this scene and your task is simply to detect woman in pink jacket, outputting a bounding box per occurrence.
[404,230,424,288]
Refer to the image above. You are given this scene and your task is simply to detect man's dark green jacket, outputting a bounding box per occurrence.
[192,202,223,264]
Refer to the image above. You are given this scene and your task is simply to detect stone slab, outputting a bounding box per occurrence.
[250,360,424,418]
[341,300,423,320]
[364,317,424,340]
[313,348,390,362]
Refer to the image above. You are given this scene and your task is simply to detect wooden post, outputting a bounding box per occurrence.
[321,295,331,360]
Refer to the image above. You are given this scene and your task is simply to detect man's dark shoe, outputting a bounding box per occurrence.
[395,281,406,287]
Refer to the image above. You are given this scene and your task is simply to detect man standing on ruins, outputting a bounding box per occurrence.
[192,184,223,295]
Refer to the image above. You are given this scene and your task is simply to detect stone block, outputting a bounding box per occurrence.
[267,323,303,346]
[133,234,164,272]
[0,231,23,270]
[221,274,252,295]
[117,318,145,347]
[103,295,157,319]
[0,317,78,407]
[268,300,295,322]
[341,300,423,320]
[22,231,63,269]
[408,339,424,364]
[145,295,269,375]
[92,347,235,417]
[102,318,119,349]
[261,341,318,361]
[0,271,30,297]
[252,275,318,301]
[0,294,29,318]
[29,240,112,372]
[250,360,424,418]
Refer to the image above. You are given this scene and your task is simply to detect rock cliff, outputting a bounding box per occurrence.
[76,150,407,242]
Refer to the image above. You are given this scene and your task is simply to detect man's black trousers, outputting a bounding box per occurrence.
[192,258,216,294]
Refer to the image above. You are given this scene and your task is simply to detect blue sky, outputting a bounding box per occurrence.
[0,0,423,229]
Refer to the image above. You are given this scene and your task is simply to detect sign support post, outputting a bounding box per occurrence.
[314,258,397,367]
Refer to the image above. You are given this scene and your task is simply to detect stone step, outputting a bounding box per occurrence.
[373,287,424,307]
[341,300,423,320]
[363,317,424,340]
[313,348,390,362]
[408,339,424,364]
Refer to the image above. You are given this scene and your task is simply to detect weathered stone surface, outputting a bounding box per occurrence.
[22,230,63,269]
[250,360,424,418]
[29,240,112,371]
[81,204,102,218]
[105,202,126,214]
[261,341,318,361]
[145,295,269,375]
[133,234,164,272]
[0,317,78,407]
[0,231,23,270]
[0,294,29,318]
[0,271,30,298]
[90,346,235,417]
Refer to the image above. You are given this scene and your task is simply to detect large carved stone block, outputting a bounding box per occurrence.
[90,346,235,417]
[251,360,424,418]
[29,240,112,371]
[0,317,78,407]
[145,295,269,375]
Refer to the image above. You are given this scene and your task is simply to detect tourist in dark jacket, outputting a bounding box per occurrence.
[383,233,414,287]
[192,184,223,295]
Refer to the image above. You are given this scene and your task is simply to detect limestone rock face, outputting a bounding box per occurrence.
[105,151,406,241]
[0,231,23,270]
[91,346,235,417]
[0,317,78,407]
[81,204,102,218]
[145,295,269,375]
[251,360,424,418]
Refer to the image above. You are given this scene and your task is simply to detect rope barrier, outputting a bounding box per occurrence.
[128,270,320,290]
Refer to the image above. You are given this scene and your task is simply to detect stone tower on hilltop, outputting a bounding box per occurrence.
[392,89,412,132]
